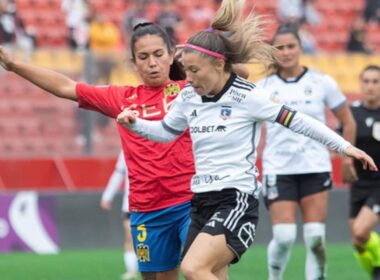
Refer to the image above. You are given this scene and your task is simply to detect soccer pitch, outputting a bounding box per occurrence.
[0,244,367,280]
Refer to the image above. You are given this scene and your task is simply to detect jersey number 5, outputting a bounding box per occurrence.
[137,224,147,242]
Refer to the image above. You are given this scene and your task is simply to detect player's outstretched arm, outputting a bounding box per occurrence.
[0,46,77,101]
[117,108,178,143]
[287,111,378,172]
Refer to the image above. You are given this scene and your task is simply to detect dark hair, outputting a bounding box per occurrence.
[130,22,185,80]
[361,65,380,79]
[272,23,301,45]
[266,23,302,74]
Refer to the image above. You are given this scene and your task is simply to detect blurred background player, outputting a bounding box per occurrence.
[257,23,357,280]
[100,151,138,280]
[348,65,380,280]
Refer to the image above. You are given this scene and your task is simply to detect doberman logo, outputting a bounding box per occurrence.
[215,125,227,132]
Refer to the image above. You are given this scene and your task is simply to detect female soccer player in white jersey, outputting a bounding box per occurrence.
[256,23,357,280]
[100,151,138,280]
[348,65,380,280]
[116,1,377,279]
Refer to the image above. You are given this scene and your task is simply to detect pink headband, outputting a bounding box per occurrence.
[183,44,226,61]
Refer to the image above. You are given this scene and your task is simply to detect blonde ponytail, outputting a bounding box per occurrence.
[184,0,276,72]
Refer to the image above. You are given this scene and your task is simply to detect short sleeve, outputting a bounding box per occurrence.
[322,75,347,111]
[76,83,126,118]
[162,94,188,135]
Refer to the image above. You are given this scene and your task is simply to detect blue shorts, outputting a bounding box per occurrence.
[130,201,191,272]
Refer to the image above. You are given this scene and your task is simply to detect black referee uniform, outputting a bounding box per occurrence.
[350,102,380,218]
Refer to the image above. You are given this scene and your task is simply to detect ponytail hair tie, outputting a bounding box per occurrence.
[207,27,214,33]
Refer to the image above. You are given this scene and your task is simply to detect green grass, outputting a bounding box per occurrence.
[0,244,368,280]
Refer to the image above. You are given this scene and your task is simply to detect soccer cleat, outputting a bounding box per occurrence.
[365,232,380,267]
[354,250,373,276]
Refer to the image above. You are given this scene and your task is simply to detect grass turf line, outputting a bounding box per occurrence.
[0,244,368,280]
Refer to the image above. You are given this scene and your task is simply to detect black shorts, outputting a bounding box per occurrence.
[183,188,259,264]
[350,180,380,218]
[263,172,332,207]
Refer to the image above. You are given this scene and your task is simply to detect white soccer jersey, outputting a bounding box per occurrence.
[101,151,130,212]
[128,73,350,197]
[162,74,279,197]
[257,68,347,175]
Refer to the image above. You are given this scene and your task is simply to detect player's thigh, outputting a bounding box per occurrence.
[352,207,380,237]
[182,233,235,272]
[299,172,332,222]
[300,190,329,223]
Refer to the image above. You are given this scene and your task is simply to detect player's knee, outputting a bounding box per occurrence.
[273,224,297,250]
[181,259,207,280]
[304,223,326,255]
[351,225,370,247]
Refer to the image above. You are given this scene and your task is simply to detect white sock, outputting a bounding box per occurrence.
[268,224,297,280]
[303,222,326,280]
[124,251,138,273]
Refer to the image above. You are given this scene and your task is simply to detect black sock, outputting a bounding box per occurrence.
[372,267,380,280]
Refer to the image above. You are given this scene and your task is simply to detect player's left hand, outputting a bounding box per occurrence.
[345,145,378,172]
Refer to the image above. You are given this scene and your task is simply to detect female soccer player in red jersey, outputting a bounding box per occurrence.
[0,23,192,280]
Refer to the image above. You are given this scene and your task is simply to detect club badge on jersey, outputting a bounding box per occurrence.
[136,243,150,262]
[373,122,380,141]
[220,106,232,120]
[164,83,181,98]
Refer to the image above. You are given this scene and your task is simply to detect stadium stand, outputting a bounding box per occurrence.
[0,0,378,189]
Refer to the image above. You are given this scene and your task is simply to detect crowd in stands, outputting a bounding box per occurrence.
[0,0,379,157]
[0,0,378,53]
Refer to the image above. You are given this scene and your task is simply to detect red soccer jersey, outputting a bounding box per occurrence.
[76,81,194,212]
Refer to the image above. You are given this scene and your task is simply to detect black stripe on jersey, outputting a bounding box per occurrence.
[161,121,184,135]
[275,105,297,128]
[235,77,256,89]
[184,83,192,88]
[231,83,254,92]
[276,67,308,83]
[245,122,259,194]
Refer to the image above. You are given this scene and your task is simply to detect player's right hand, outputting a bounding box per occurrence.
[0,46,14,71]
[345,145,378,172]
[117,108,138,126]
